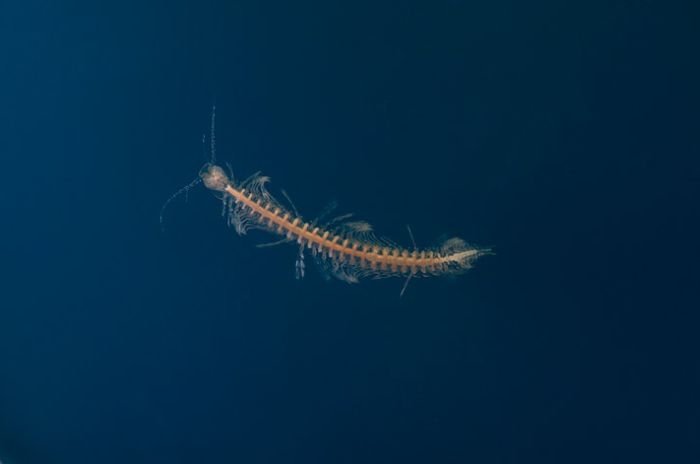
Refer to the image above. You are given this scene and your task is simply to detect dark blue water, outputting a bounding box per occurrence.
[2,1,699,463]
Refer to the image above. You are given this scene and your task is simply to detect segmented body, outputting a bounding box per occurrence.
[200,163,489,283]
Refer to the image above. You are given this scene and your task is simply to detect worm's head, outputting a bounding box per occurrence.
[199,163,230,192]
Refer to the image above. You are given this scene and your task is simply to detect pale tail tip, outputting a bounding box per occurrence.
[478,247,495,258]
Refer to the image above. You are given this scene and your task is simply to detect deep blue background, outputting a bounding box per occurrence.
[2,1,699,463]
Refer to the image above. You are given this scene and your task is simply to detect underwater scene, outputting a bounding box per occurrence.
[1,1,698,462]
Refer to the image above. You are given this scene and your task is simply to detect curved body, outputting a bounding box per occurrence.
[200,163,489,283]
